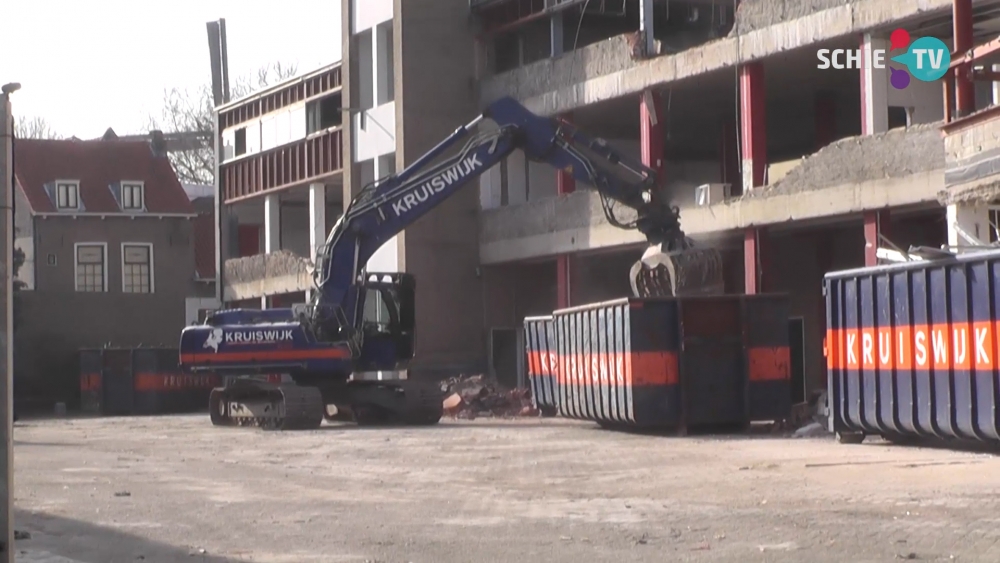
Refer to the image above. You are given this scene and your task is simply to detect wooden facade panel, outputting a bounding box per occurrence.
[220,128,342,203]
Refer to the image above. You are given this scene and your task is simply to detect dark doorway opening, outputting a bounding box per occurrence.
[788,317,806,403]
[490,328,519,390]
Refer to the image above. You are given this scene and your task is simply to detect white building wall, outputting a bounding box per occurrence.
[354,102,396,161]
[14,184,34,290]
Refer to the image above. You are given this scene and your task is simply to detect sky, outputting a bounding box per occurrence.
[1,0,342,139]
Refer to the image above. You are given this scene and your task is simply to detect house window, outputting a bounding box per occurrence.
[122,244,153,293]
[121,182,144,210]
[56,182,79,210]
[75,244,106,292]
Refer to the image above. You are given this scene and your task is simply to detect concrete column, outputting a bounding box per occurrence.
[308,183,327,264]
[863,210,891,266]
[549,9,563,57]
[372,22,384,106]
[262,194,281,309]
[954,0,975,117]
[0,88,15,562]
[556,112,574,309]
[739,62,768,293]
[640,90,665,184]
[815,91,837,150]
[739,62,766,192]
[994,64,1000,105]
[719,117,739,189]
[264,194,281,253]
[556,256,571,309]
[860,34,889,135]
[947,204,991,248]
[744,228,770,294]
[306,183,327,302]
[639,0,655,56]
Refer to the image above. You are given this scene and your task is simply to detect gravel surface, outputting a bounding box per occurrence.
[11,415,1000,563]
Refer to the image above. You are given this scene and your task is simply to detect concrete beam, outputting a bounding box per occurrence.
[223,273,313,302]
[479,0,954,116]
[479,170,944,264]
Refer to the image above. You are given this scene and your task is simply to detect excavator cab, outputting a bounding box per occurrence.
[356,272,416,369]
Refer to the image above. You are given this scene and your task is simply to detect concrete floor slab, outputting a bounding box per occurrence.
[11,415,1000,563]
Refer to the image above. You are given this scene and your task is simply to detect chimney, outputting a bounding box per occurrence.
[150,129,167,156]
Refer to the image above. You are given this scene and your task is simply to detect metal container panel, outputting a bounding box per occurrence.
[524,316,558,413]
[101,348,135,415]
[825,250,1000,443]
[742,295,793,422]
[553,298,680,428]
[79,349,103,414]
[131,348,218,415]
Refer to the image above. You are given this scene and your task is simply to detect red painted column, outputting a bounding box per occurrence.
[954,0,975,117]
[739,63,767,192]
[814,92,836,150]
[640,90,665,183]
[740,62,768,293]
[864,209,890,266]
[556,112,574,309]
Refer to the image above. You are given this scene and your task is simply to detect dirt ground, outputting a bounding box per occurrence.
[10,415,1000,563]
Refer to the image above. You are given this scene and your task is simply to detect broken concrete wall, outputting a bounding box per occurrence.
[745,123,945,199]
[223,250,313,301]
[732,0,860,35]
[940,112,1000,204]
[480,0,955,116]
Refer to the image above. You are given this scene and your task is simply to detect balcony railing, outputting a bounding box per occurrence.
[218,64,342,130]
[221,127,342,203]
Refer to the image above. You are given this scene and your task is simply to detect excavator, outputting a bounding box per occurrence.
[178,96,724,430]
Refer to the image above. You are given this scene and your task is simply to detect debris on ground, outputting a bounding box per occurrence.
[794,422,830,438]
[14,530,30,540]
[439,375,538,419]
[114,491,131,497]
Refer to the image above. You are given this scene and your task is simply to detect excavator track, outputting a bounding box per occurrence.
[209,381,325,431]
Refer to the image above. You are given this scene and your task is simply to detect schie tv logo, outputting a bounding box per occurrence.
[816,29,951,90]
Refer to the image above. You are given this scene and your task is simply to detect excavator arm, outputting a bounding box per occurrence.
[311,96,721,336]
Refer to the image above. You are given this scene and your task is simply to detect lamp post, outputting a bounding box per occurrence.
[0,80,20,563]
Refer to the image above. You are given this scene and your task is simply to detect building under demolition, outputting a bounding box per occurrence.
[211,0,1000,398]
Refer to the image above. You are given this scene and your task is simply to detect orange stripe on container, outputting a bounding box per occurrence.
[747,347,790,382]
[556,352,677,386]
[80,373,102,392]
[134,372,221,392]
[825,321,998,370]
[528,351,557,375]
[180,346,351,365]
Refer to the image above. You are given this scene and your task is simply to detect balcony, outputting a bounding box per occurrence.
[218,63,342,130]
[220,127,343,203]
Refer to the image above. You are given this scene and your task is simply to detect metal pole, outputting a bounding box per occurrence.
[0,83,19,563]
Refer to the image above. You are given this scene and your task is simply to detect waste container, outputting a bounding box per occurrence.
[825,250,1000,444]
[78,347,219,416]
[524,315,558,415]
[546,294,791,431]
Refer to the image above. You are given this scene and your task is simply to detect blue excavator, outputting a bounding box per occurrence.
[178,96,724,430]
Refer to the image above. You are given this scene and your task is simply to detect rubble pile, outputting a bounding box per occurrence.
[440,375,539,419]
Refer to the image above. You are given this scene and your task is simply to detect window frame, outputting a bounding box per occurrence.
[55,180,80,210]
[120,181,145,211]
[120,242,155,294]
[73,242,108,292]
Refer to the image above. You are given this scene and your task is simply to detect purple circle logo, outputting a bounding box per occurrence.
[889,67,910,90]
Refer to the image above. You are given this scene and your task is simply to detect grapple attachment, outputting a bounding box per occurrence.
[629,244,725,298]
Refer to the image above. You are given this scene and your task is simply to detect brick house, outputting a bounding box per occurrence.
[12,131,204,404]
